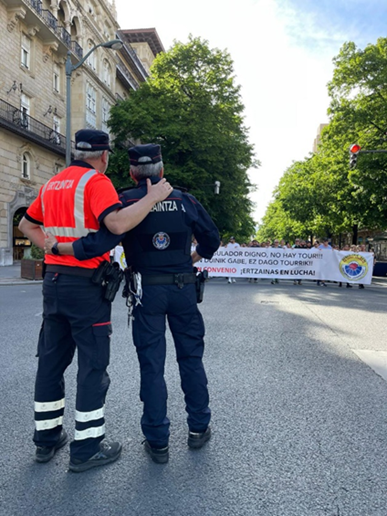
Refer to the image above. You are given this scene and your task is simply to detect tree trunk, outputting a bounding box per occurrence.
[352,224,358,245]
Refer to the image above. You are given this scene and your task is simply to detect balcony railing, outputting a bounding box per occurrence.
[118,40,148,81]
[71,40,83,60]
[42,9,57,31]
[0,98,68,156]
[116,58,139,91]
[56,26,71,48]
[28,0,42,15]
[24,0,83,59]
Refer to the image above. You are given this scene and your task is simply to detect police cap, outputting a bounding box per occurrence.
[128,144,162,165]
[75,129,113,153]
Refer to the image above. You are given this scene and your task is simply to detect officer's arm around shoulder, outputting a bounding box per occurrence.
[103,178,172,234]
[183,194,220,260]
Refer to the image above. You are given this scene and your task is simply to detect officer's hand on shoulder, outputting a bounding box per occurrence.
[147,178,173,203]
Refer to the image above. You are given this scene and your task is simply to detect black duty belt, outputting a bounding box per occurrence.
[46,265,96,278]
[141,273,196,288]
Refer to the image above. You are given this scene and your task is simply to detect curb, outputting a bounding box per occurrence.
[0,280,43,286]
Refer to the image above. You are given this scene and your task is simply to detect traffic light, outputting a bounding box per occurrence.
[349,144,361,169]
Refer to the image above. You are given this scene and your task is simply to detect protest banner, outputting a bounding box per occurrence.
[112,246,374,284]
[195,248,374,285]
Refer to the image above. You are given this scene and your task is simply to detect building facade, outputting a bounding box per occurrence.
[0,0,163,265]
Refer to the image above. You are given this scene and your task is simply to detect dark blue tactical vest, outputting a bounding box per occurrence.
[120,187,192,273]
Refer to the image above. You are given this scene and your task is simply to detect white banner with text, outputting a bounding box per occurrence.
[195,248,374,284]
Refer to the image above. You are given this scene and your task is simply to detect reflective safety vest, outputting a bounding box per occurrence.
[42,168,99,239]
[34,165,120,268]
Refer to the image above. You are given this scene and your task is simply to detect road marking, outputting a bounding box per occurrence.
[352,349,387,383]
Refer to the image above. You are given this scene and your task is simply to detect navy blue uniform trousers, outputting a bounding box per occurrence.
[132,283,211,448]
[34,272,112,461]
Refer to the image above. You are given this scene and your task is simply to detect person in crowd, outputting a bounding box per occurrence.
[317,238,332,286]
[271,239,281,284]
[292,238,303,285]
[227,236,239,283]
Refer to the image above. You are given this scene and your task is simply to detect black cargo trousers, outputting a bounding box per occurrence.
[33,270,112,461]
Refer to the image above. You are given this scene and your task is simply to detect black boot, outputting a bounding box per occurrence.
[143,440,169,464]
[188,427,211,449]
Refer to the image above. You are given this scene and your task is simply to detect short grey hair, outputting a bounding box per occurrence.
[74,150,104,161]
[130,161,163,180]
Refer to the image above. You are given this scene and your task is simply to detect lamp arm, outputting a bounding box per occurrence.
[66,43,104,76]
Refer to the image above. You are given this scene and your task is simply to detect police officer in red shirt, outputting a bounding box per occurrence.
[44,143,220,464]
[19,130,172,472]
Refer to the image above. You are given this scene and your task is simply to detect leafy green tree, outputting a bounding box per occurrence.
[258,37,387,241]
[107,36,258,241]
[327,37,387,230]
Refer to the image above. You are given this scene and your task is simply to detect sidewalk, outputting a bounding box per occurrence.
[1,261,387,288]
[0,261,42,286]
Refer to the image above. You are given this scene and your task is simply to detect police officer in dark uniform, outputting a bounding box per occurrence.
[45,144,220,464]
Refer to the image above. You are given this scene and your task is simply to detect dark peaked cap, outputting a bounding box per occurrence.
[128,144,162,165]
[75,129,113,152]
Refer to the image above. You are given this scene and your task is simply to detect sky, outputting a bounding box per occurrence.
[114,0,387,224]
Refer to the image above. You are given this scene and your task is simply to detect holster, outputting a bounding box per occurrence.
[92,261,124,302]
[195,268,208,303]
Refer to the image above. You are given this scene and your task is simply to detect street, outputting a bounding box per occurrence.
[1,279,387,516]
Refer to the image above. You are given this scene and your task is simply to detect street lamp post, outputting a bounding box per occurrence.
[65,39,123,166]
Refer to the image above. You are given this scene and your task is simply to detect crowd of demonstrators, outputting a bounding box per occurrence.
[218,236,372,288]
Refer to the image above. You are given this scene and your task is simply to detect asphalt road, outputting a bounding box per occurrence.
[1,279,387,516]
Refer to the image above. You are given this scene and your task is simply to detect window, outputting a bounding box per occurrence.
[102,60,111,87]
[22,153,31,179]
[86,84,96,113]
[86,83,97,128]
[20,94,30,129]
[52,115,61,144]
[21,34,30,69]
[53,64,60,93]
[86,40,97,71]
[101,98,111,133]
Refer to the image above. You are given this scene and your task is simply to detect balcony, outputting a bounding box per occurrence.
[41,9,56,30]
[4,0,83,59]
[71,41,83,60]
[55,25,71,48]
[116,32,148,82]
[116,58,139,91]
[0,98,68,157]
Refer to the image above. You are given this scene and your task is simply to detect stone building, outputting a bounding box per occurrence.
[0,0,163,265]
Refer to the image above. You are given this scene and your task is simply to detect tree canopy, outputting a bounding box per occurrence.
[257,37,387,243]
[107,36,258,241]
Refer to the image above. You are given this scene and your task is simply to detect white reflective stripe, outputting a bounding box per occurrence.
[35,399,65,412]
[44,226,98,238]
[74,169,97,231]
[75,405,105,423]
[35,416,63,431]
[74,424,105,441]
[41,181,49,216]
[42,169,98,238]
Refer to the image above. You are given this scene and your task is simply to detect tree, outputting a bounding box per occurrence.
[108,36,258,241]
[258,37,387,241]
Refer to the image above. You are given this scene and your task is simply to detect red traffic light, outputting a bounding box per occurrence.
[350,144,361,154]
